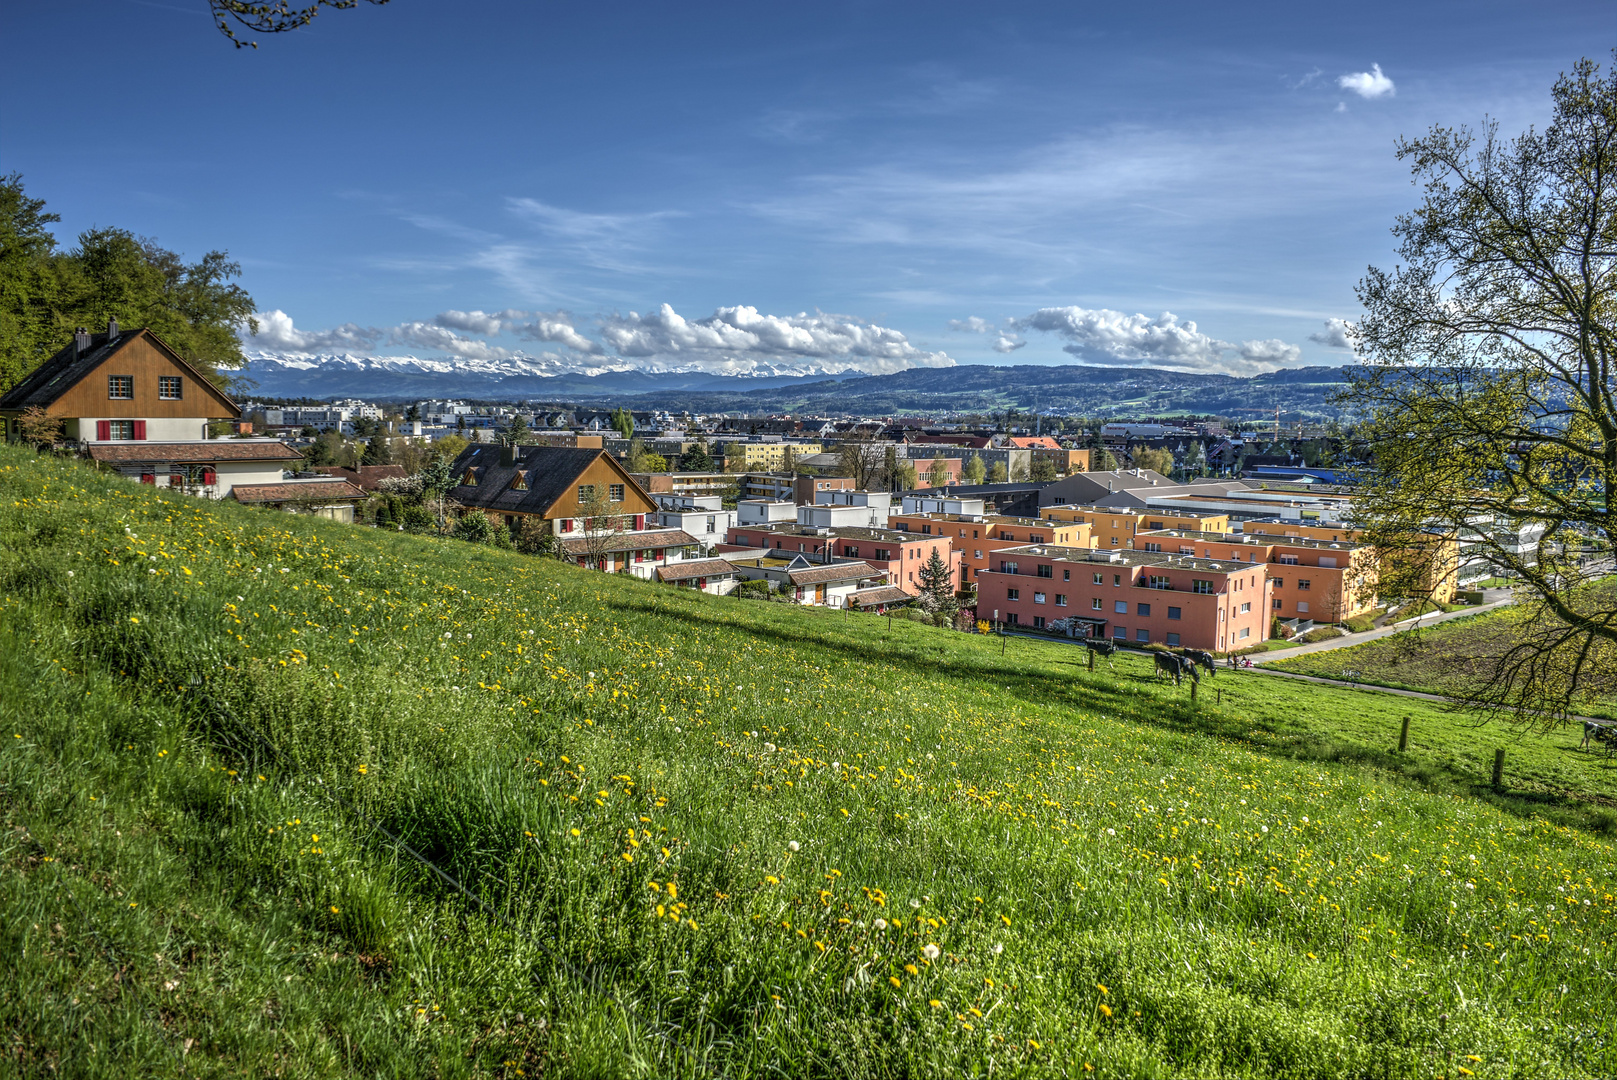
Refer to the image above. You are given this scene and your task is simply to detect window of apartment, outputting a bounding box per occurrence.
[1114,600,1128,614]
[158,375,182,400]
[1148,521,1163,530]
[108,375,133,399]
[973,549,982,559]
[844,545,859,558]
[1113,626,1127,639]
[1166,632,1180,647]
[1030,534,1045,543]
[1273,577,1284,589]
[1113,574,1122,586]
[1033,615,1046,629]
[577,484,595,504]
[1062,568,1070,580]
[608,484,625,503]
[1092,597,1103,610]
[875,548,891,561]
[922,524,931,534]
[1179,546,1195,555]
[1279,555,1299,565]
[706,515,716,531]
[1093,572,1104,584]
[1007,588,1020,601]
[1007,612,1020,625]
[1238,627,1251,639]
[1274,597,1284,610]
[1055,594,1067,606]
[1297,579,1311,590]
[1192,579,1213,594]
[1167,606,1181,620]
[1000,560,1019,574]
[1033,592,1046,604]
[1148,574,1171,589]
[1037,564,1053,578]
[1297,601,1310,613]
[1143,542,1162,553]
[1136,628,1150,642]
[1137,602,1152,617]
[1240,602,1251,613]
[973,530,979,538]
[1110,537,1120,547]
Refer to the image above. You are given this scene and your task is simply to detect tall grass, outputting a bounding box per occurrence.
[1,445,1613,1078]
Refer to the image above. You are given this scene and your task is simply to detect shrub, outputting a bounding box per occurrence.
[1344,615,1375,633]
[734,579,770,600]
[1297,626,1344,644]
[401,505,434,532]
[452,510,493,543]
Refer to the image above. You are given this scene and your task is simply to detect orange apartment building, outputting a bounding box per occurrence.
[978,545,1272,651]
[1241,520,1459,605]
[718,523,963,596]
[1043,505,1231,550]
[887,512,1090,588]
[1005,438,1091,475]
[1132,529,1378,623]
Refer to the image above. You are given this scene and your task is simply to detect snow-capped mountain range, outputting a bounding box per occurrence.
[239,351,860,400]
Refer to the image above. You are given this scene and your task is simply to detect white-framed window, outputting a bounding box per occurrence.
[1032,616,1046,629]
[578,484,595,504]
[609,484,625,503]
[1238,627,1251,639]
[108,375,133,399]
[1297,579,1312,590]
[1055,594,1067,606]
[1007,588,1020,601]
[1093,573,1103,584]
[1033,592,1046,604]
[158,375,182,400]
[1240,602,1251,613]
[1192,580,1213,594]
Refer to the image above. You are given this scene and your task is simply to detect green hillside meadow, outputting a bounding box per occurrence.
[1,445,1614,1079]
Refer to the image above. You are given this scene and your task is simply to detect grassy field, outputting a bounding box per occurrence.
[2,445,1615,1078]
[1268,597,1617,720]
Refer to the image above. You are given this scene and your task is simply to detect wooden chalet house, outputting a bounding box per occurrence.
[448,442,697,574]
[0,322,327,503]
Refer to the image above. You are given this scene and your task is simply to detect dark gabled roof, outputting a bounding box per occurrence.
[312,464,408,492]
[847,585,911,606]
[88,440,303,464]
[787,561,880,585]
[0,327,238,412]
[448,443,649,517]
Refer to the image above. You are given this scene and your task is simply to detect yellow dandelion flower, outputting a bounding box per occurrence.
[929,999,942,1009]
[1098,1003,1113,1018]
[889,976,902,988]
[904,963,919,975]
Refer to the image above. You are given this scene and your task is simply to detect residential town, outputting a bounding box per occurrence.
[1,320,1535,656]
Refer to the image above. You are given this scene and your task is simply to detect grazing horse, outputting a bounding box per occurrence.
[1178,649,1217,678]
[1154,652,1198,685]
[1084,638,1118,668]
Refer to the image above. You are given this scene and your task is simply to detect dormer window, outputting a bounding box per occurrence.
[463,469,479,487]
[510,471,528,491]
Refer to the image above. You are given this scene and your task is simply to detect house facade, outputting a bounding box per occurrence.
[86,441,305,499]
[719,523,962,596]
[1,324,238,444]
[1132,528,1379,624]
[978,545,1272,652]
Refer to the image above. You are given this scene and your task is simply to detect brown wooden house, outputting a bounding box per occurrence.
[0,321,238,444]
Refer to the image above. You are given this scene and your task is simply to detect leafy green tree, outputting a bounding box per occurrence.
[926,456,950,489]
[15,406,62,448]
[363,432,393,466]
[895,461,918,491]
[1342,55,1617,725]
[1131,446,1175,475]
[624,436,651,473]
[1090,447,1118,471]
[987,461,1008,484]
[453,509,493,544]
[515,518,558,557]
[400,504,434,532]
[1029,456,1059,482]
[962,453,987,485]
[0,175,67,392]
[405,403,421,422]
[1183,441,1208,477]
[610,407,635,440]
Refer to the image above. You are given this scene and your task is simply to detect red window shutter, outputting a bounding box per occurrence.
[634,514,644,530]
[96,420,111,440]
[140,473,155,485]
[170,473,184,486]
[132,420,147,440]
[202,469,217,485]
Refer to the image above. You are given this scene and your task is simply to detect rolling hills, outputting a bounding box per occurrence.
[1,446,1611,1078]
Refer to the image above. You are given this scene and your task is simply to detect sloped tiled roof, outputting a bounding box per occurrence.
[88,441,303,464]
[0,327,238,412]
[655,558,738,582]
[787,561,879,585]
[847,585,910,606]
[448,443,651,517]
[231,480,366,504]
[313,464,408,491]
[558,528,697,556]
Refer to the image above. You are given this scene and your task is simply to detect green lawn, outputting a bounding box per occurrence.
[2,446,1614,1078]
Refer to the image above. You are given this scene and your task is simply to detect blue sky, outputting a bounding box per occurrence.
[3,1,1608,378]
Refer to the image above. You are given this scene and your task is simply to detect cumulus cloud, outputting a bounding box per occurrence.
[389,322,518,362]
[1012,306,1301,374]
[600,303,955,376]
[1338,64,1395,99]
[241,310,382,355]
[948,316,992,333]
[1308,317,1356,350]
[510,313,605,355]
[433,309,527,336]
[992,333,1025,353]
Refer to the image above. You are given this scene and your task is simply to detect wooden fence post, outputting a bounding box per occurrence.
[1398,715,1410,753]
[1492,748,1505,788]
[1088,648,1094,672]
[1190,679,1198,705]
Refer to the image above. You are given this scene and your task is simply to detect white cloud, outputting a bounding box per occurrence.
[1237,338,1302,366]
[510,313,605,355]
[1012,306,1301,374]
[992,333,1025,354]
[948,316,992,333]
[241,309,381,354]
[434,309,527,336]
[1338,64,1395,99]
[1308,318,1356,350]
[389,322,518,363]
[599,303,956,375]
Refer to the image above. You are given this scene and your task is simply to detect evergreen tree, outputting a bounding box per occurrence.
[680,439,712,471]
[363,432,393,466]
[610,407,635,440]
[916,547,959,623]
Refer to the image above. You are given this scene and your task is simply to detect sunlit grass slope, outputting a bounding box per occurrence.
[1,445,1614,1079]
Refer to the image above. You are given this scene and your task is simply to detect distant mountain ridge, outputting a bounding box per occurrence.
[239,351,1353,418]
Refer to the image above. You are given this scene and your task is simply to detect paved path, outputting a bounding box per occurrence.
[1251,593,1515,664]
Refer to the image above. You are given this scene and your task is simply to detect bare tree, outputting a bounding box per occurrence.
[837,434,884,490]
[211,0,390,48]
[568,484,630,571]
[1342,55,1617,726]
[15,407,62,449]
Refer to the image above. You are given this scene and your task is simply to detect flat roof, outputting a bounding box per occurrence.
[986,543,1265,574]
[1141,528,1363,549]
